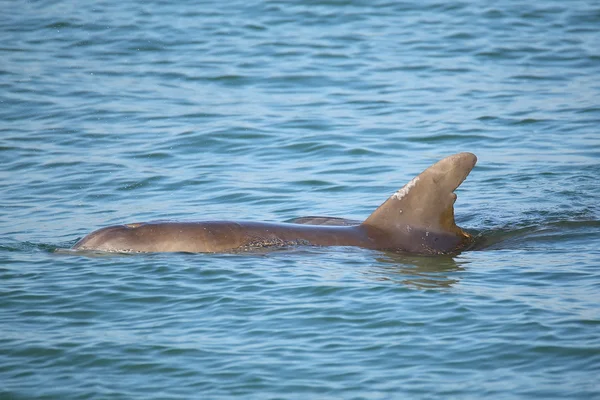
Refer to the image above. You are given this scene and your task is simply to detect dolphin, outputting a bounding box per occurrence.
[72,152,477,255]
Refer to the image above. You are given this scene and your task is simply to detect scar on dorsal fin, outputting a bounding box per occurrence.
[362,152,477,238]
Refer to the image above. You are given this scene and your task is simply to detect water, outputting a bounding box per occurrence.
[2,0,600,398]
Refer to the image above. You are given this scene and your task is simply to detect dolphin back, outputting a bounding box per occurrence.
[70,153,477,255]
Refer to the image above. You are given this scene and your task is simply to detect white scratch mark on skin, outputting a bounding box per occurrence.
[392,177,419,201]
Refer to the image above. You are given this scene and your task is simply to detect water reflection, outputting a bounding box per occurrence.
[368,252,466,289]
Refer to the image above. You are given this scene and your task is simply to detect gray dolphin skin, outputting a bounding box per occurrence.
[72,152,477,255]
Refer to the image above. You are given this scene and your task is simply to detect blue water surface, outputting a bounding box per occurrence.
[1,0,600,399]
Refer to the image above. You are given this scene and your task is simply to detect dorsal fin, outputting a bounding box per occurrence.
[363,153,477,238]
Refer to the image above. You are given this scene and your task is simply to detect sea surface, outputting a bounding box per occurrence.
[2,0,600,398]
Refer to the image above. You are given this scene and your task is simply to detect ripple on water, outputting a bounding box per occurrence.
[2,0,600,398]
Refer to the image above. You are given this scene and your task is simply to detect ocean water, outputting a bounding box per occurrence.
[2,0,600,398]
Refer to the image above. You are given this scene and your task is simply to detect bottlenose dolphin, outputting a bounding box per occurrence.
[72,152,477,255]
